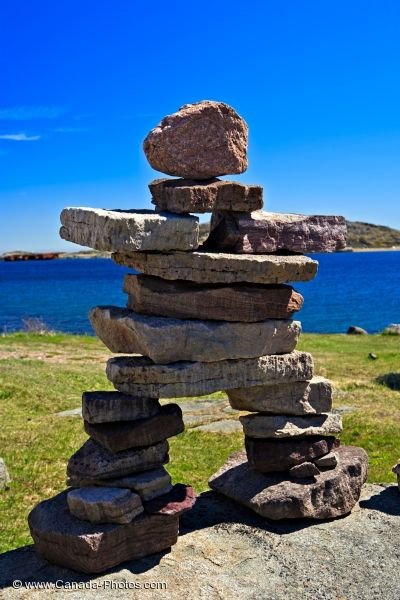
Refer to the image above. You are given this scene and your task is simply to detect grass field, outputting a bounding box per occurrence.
[0,332,399,553]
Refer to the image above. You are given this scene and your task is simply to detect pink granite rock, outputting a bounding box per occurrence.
[143,101,248,179]
[206,211,347,253]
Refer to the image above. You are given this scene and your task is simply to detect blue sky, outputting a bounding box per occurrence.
[0,0,399,252]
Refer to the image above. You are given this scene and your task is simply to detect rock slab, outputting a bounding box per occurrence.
[143,100,248,179]
[227,376,333,414]
[82,391,160,424]
[209,446,368,519]
[125,275,303,322]
[84,404,184,452]
[245,436,339,472]
[67,467,173,501]
[149,178,263,213]
[67,439,169,480]
[67,487,144,524]
[113,251,318,285]
[60,207,199,252]
[206,210,347,253]
[90,306,301,363]
[240,412,343,439]
[28,486,193,573]
[107,351,314,398]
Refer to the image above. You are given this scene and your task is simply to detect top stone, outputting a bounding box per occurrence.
[143,101,248,180]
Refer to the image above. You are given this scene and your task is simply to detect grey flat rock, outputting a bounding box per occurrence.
[67,487,144,524]
[227,376,333,414]
[315,452,338,468]
[191,419,242,433]
[240,412,343,439]
[113,251,319,284]
[289,461,320,479]
[82,391,160,424]
[90,306,301,363]
[67,467,173,501]
[209,446,368,519]
[107,351,314,398]
[67,439,169,480]
[149,178,263,213]
[4,484,399,599]
[60,207,199,252]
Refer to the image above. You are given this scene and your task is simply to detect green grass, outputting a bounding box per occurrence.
[0,332,399,552]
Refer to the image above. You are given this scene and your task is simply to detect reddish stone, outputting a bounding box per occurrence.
[143,101,248,179]
[145,484,196,516]
[84,404,184,453]
[206,211,347,253]
[125,275,303,322]
[245,436,340,473]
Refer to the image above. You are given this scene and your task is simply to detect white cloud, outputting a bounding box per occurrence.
[0,133,41,141]
[0,106,65,120]
[54,126,88,133]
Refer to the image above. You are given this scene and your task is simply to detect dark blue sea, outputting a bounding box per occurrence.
[0,252,399,334]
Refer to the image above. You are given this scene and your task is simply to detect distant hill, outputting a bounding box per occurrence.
[346,221,400,249]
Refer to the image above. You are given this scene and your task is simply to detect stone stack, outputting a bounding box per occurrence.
[28,101,368,574]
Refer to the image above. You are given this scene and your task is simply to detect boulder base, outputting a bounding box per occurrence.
[149,178,262,213]
[125,275,303,322]
[90,306,301,363]
[84,404,184,452]
[28,485,195,573]
[113,251,318,285]
[209,446,368,519]
[206,211,347,253]
[143,100,248,179]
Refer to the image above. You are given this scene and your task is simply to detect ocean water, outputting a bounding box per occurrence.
[0,252,399,334]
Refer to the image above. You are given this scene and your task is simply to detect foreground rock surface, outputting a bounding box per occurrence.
[67,439,169,480]
[82,391,160,424]
[60,208,199,252]
[27,486,194,574]
[125,275,303,322]
[84,404,184,452]
[209,446,368,519]
[4,484,399,599]
[149,178,263,213]
[227,376,333,414]
[245,436,339,472]
[113,251,318,284]
[240,412,343,439]
[207,210,347,253]
[107,351,314,398]
[90,306,301,363]
[67,467,172,501]
[67,487,144,524]
[143,101,248,179]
